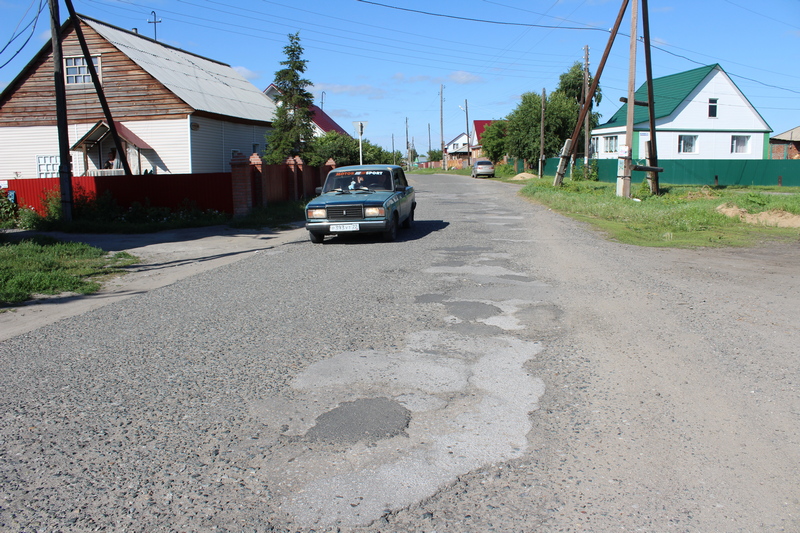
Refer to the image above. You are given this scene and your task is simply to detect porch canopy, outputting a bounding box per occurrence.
[71,121,152,175]
[71,120,152,152]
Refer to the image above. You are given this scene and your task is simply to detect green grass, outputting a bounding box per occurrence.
[0,235,137,305]
[519,178,800,248]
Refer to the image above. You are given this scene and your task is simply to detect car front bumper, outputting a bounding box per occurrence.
[306,219,390,235]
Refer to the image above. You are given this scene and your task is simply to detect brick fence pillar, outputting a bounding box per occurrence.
[249,153,264,207]
[230,152,252,217]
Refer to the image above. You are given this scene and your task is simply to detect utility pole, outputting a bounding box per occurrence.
[405,117,410,169]
[463,99,471,168]
[148,11,161,41]
[427,123,431,154]
[392,134,396,165]
[49,0,72,221]
[539,88,546,178]
[64,0,131,175]
[554,0,630,187]
[440,84,446,170]
[640,0,661,194]
[618,0,639,198]
[583,45,591,179]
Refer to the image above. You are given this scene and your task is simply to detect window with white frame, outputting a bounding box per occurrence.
[708,98,718,118]
[65,56,100,85]
[590,137,598,157]
[731,135,750,154]
[678,134,698,154]
[603,135,618,153]
[36,155,60,179]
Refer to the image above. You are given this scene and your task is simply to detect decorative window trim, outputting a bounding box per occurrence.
[65,55,100,85]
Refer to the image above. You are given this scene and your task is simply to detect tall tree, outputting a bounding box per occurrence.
[557,61,603,107]
[479,121,507,163]
[263,33,316,164]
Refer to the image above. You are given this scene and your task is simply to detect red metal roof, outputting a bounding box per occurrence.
[473,120,496,144]
[310,104,348,136]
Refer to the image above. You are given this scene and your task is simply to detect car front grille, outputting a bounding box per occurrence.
[327,206,364,220]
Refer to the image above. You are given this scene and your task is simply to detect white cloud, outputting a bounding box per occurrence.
[314,83,386,100]
[233,66,261,81]
[392,73,433,84]
[326,108,356,119]
[448,71,485,84]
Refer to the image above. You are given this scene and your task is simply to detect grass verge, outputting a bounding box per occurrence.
[0,235,138,305]
[519,177,800,248]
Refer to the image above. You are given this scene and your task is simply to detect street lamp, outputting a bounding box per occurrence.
[459,99,471,167]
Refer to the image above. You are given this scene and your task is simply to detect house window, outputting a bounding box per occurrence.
[678,135,698,154]
[603,136,618,153]
[65,56,100,84]
[36,155,60,179]
[708,98,718,118]
[731,135,750,154]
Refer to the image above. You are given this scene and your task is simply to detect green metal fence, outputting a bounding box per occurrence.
[568,159,800,187]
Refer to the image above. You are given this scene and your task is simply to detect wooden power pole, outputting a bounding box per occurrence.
[539,88,546,178]
[554,0,630,187]
[583,45,591,179]
[49,0,73,221]
[618,0,639,198]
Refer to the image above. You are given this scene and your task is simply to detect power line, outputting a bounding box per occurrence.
[356,0,608,31]
[0,0,46,70]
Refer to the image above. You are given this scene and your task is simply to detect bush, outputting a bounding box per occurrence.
[0,189,18,228]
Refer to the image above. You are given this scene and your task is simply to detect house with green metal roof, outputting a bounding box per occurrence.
[591,64,772,161]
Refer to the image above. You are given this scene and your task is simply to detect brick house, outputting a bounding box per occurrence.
[770,127,800,160]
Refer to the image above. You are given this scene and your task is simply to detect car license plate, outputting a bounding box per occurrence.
[330,223,359,232]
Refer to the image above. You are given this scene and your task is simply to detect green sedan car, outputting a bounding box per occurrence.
[305,165,416,243]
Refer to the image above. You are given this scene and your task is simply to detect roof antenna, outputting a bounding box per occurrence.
[148,11,161,41]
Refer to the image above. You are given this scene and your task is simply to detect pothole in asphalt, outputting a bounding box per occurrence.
[305,397,411,444]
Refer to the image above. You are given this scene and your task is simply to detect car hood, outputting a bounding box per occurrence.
[307,191,396,207]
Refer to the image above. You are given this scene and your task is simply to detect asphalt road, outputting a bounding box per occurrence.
[1,173,799,532]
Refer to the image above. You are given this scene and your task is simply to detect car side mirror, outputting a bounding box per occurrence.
[315,186,322,195]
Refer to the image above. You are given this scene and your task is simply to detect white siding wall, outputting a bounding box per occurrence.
[123,118,190,174]
[0,119,190,179]
[663,70,769,133]
[189,115,271,173]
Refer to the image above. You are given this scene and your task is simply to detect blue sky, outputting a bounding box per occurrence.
[1,0,799,153]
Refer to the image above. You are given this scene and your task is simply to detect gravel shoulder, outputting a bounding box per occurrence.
[0,224,306,342]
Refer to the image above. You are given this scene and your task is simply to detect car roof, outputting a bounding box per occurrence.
[328,165,402,173]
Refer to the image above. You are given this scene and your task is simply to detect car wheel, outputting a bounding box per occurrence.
[383,214,398,242]
[309,231,324,244]
[402,206,415,229]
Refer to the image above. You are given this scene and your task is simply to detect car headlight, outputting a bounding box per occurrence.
[307,208,326,219]
[364,207,385,217]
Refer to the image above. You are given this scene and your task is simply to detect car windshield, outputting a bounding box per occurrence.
[322,169,394,193]
[476,161,492,166]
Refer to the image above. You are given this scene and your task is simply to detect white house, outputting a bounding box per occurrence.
[445,133,469,161]
[591,64,772,161]
[0,14,277,180]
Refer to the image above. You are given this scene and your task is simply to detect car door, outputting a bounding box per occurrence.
[392,169,412,221]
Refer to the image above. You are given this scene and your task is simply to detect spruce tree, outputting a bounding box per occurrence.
[263,32,315,164]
